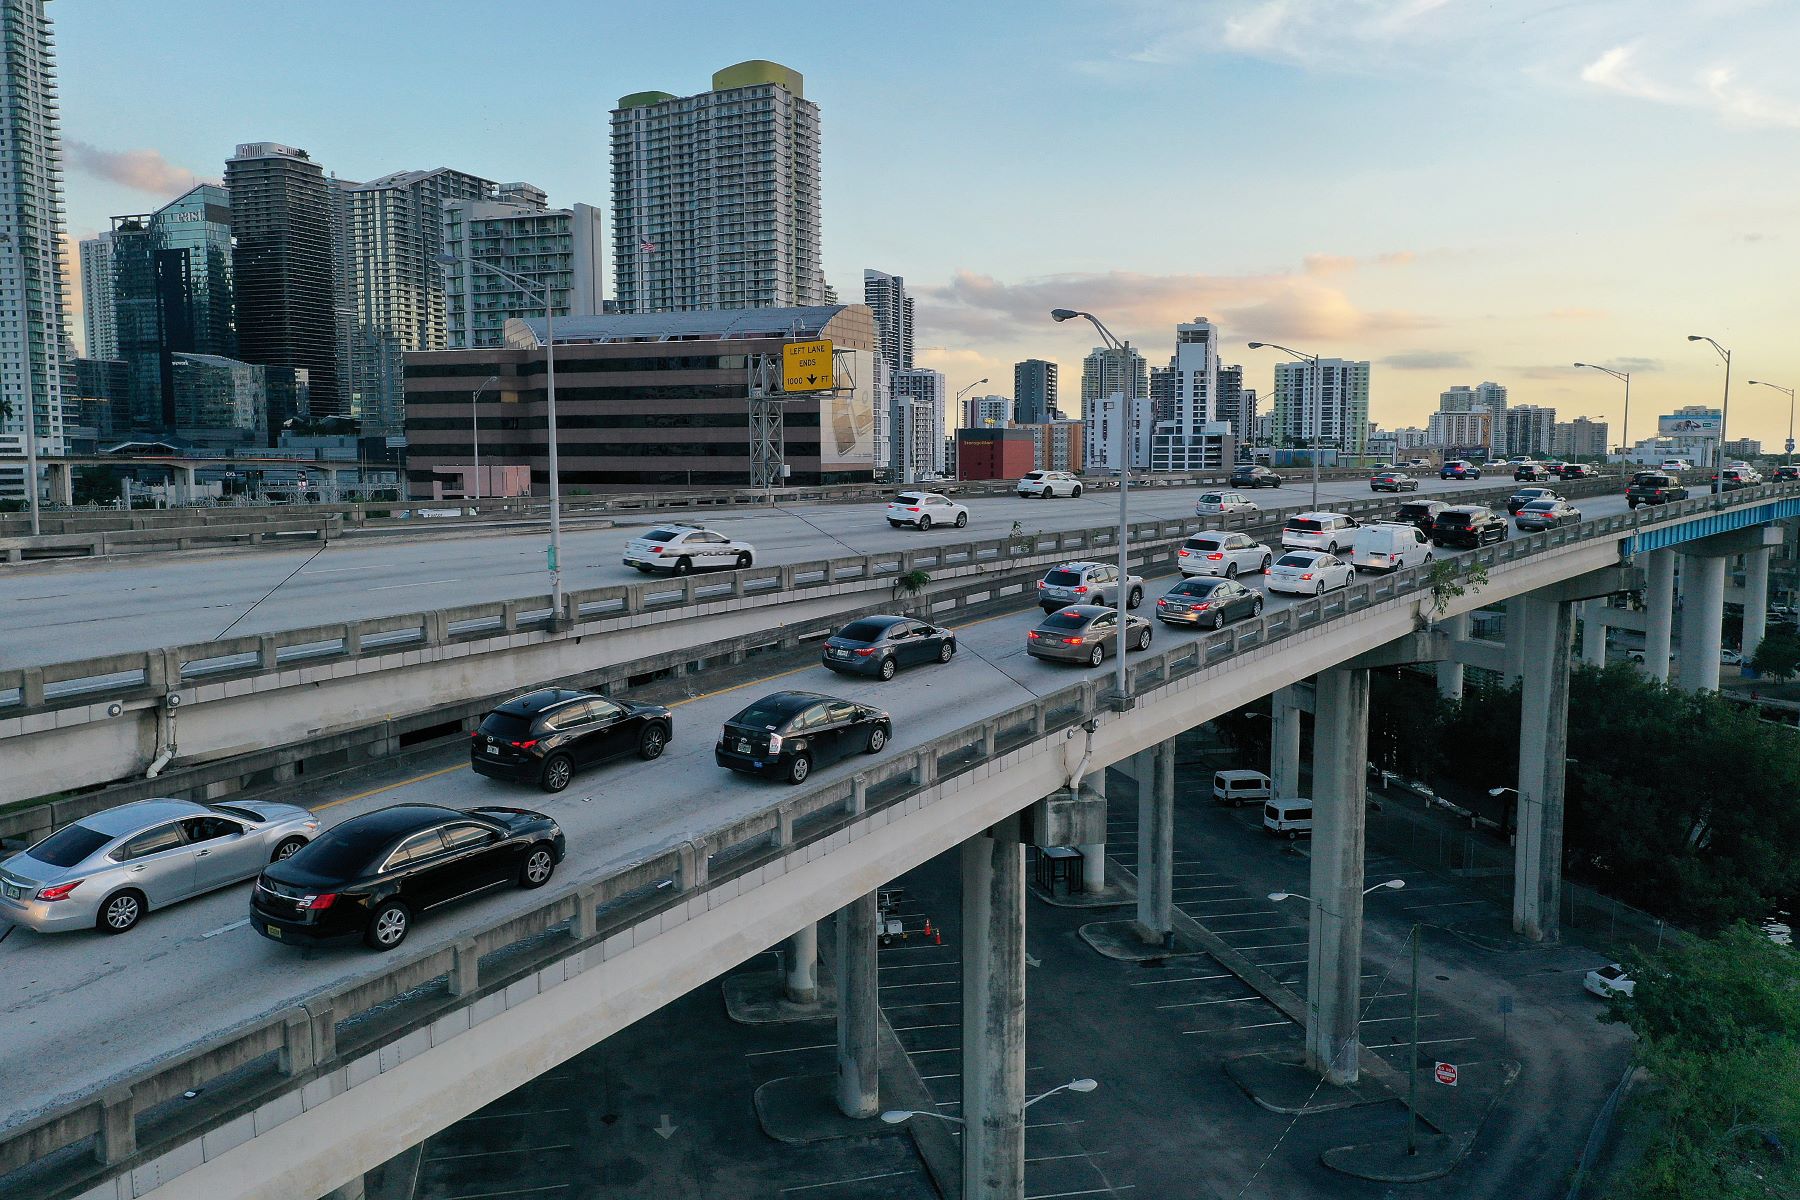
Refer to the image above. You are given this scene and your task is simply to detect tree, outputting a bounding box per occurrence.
[1751,630,1800,681]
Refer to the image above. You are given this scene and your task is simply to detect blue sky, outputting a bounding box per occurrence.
[53,0,1800,443]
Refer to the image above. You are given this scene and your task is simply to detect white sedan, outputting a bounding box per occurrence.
[623,524,757,574]
[886,492,969,530]
[1584,963,1635,998]
[1178,530,1273,579]
[1266,550,1354,596]
[1195,490,1259,517]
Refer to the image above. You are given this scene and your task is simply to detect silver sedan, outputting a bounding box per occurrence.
[1026,604,1153,666]
[0,798,319,935]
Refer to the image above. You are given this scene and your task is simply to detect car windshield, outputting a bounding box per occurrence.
[835,620,890,642]
[731,697,808,728]
[26,822,112,867]
[1187,538,1223,551]
[1041,611,1089,629]
[894,494,924,505]
[478,712,533,740]
[1286,519,1322,532]
[294,825,388,878]
[1044,569,1083,585]
[1171,580,1217,596]
[1276,554,1313,567]
[1523,501,1557,512]
[1022,473,1043,481]
[1198,493,1224,503]
[644,527,687,541]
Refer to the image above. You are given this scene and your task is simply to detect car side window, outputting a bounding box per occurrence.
[1093,612,1116,629]
[440,823,497,852]
[539,703,585,732]
[383,829,448,872]
[113,823,186,861]
[585,698,624,723]
[828,701,860,724]
[795,704,831,731]
[180,816,242,843]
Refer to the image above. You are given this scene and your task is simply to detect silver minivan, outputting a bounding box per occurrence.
[1262,797,1314,838]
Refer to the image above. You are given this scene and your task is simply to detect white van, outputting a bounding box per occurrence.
[1349,522,1433,573]
[1213,769,1272,806]
[1263,797,1314,839]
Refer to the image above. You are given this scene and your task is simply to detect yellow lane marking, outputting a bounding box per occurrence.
[315,763,465,812]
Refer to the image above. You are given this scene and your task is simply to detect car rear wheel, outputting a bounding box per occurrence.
[672,557,693,576]
[1088,644,1105,667]
[1252,598,1264,618]
[1261,554,1273,571]
[919,515,933,531]
[865,725,888,754]
[938,640,954,663]
[1315,579,1326,596]
[1210,610,1225,630]
[97,889,144,934]
[879,656,897,681]
[638,723,668,761]
[366,901,410,951]
[787,753,813,785]
[271,836,307,863]
[519,844,556,889]
[954,512,968,528]
[1225,562,1239,579]
[735,551,752,569]
[1071,485,1082,497]
[540,753,574,793]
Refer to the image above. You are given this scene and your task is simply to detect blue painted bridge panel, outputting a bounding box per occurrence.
[1625,498,1800,555]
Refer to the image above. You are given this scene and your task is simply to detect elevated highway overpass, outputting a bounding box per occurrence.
[1,481,1792,1200]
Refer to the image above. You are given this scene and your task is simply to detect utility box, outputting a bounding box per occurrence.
[1027,782,1106,849]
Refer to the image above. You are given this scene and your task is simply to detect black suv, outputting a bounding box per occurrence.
[1393,499,1449,533]
[472,688,672,793]
[1625,473,1688,508]
[1430,506,1510,548]
[1231,465,1283,488]
[1554,462,1595,479]
[1774,465,1800,481]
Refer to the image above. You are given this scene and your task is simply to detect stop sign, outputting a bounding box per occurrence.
[1434,1061,1459,1086]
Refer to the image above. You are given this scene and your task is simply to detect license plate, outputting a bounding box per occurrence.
[737,741,751,753]
[266,924,282,938]
[486,745,502,756]
[2,884,19,900]
[831,649,848,658]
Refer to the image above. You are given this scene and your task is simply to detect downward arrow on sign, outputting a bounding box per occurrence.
[654,1114,677,1139]
[807,374,819,384]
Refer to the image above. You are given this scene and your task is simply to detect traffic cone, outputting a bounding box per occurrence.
[934,927,942,945]
[923,919,933,939]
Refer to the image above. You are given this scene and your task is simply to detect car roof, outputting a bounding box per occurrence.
[1279,549,1330,561]
[1041,604,1112,619]
[495,687,593,716]
[78,798,212,836]
[1360,521,1419,531]
[336,804,469,840]
[1217,769,1268,780]
[1398,498,1447,507]
[1440,505,1487,515]
[748,690,836,713]
[840,614,907,632]
[1055,561,1106,571]
[1291,511,1348,520]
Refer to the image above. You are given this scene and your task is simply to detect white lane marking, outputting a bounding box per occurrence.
[744,1042,835,1057]
[1027,1189,1136,1199]
[1184,1019,1294,1034]
[1156,995,1266,1010]
[781,1171,916,1194]
[439,1188,568,1200]
[305,565,380,575]
[201,918,249,939]
[425,1145,573,1162]
[370,578,460,591]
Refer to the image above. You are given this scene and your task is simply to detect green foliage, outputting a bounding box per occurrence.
[894,568,932,599]
[1603,926,1800,1200]
[1425,557,1490,617]
[1367,672,1446,783]
[1751,630,1800,682]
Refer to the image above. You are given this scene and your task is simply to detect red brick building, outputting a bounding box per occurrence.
[956,427,1037,481]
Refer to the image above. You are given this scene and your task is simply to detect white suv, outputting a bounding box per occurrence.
[1017,470,1082,498]
[886,491,969,530]
[623,525,757,574]
[1281,511,1360,553]
[1037,561,1145,613]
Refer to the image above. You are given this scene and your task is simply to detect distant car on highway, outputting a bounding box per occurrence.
[1016,470,1082,498]
[251,804,564,951]
[1393,498,1450,534]
[1230,465,1283,488]
[1266,551,1354,596]
[886,491,969,530]
[1027,604,1153,666]
[1037,561,1144,613]
[1513,461,1552,481]
[1370,471,1419,493]
[1583,963,1635,998]
[715,691,891,784]
[1507,486,1563,515]
[1281,512,1359,554]
[821,615,956,680]
[1514,498,1582,530]
[1194,490,1259,517]
[1554,462,1596,479]
[1155,577,1263,629]
[472,687,672,793]
[622,525,756,575]
[1625,473,1688,507]
[1775,465,1800,481]
[1,798,319,935]
[1431,505,1510,548]
[1713,466,1762,492]
[1178,531,1272,578]
[1440,460,1483,480]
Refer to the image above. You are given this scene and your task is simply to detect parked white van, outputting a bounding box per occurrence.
[1263,797,1314,838]
[1213,769,1272,806]
[1349,522,1433,573]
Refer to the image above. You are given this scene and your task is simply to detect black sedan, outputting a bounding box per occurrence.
[716,691,891,784]
[1506,486,1563,515]
[1155,577,1263,629]
[251,804,565,951]
[472,688,672,793]
[821,615,956,680]
[1514,498,1582,530]
[1555,462,1595,479]
[1430,505,1509,548]
[1231,465,1283,488]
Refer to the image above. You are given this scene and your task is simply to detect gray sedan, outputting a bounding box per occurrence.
[1026,604,1153,667]
[0,798,319,935]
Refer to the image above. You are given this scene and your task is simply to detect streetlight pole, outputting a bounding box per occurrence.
[1052,309,1134,706]
[1407,921,1421,1155]
[1747,381,1796,465]
[1688,335,1732,502]
[441,254,563,619]
[470,374,497,501]
[1572,363,1630,460]
[954,377,990,427]
[1249,341,1322,509]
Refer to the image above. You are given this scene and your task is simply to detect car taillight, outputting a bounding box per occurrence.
[510,739,538,750]
[1655,488,1664,495]
[1301,573,1314,580]
[854,648,876,657]
[1028,630,1040,638]
[1037,580,1047,588]
[300,893,337,910]
[36,880,82,902]
[1205,552,1224,560]
[1064,637,1084,646]
[907,507,921,512]
[767,733,784,754]
[1074,586,1088,594]
[1195,602,1214,610]
[1263,568,1272,575]
[1178,549,1190,557]
[648,545,664,553]
[1157,598,1169,607]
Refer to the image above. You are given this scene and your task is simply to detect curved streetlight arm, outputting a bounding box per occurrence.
[1573,362,1629,383]
[1024,1078,1099,1109]
[880,1108,965,1126]
[1248,341,1323,506]
[1052,308,1124,353]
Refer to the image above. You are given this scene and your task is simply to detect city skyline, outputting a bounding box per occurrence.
[43,0,1800,444]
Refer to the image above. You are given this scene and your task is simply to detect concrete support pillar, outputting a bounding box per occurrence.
[785,922,819,1005]
[1679,554,1727,693]
[961,813,1026,1200]
[1643,549,1676,683]
[1579,602,1609,667]
[834,893,879,1118]
[1436,613,1468,700]
[1513,595,1574,942]
[1270,686,1305,799]
[1134,738,1176,945]
[1305,666,1370,1085]
[1743,547,1771,663]
[1078,766,1106,894]
[1503,599,1527,687]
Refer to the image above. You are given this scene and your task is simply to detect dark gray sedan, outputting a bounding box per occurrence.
[821,615,956,680]
[1026,604,1153,667]
[0,798,319,935]
[1514,498,1582,530]
[1156,577,1264,629]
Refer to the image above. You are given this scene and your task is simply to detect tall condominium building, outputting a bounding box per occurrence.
[1552,416,1608,459]
[109,184,236,432]
[442,196,604,350]
[611,61,823,312]
[1439,381,1508,452]
[1084,393,1154,471]
[1153,317,1228,472]
[1216,365,1256,442]
[963,394,1010,428]
[1427,410,1492,453]
[1080,345,1147,410]
[1504,404,1556,458]
[345,167,497,434]
[1013,358,1058,424]
[227,142,342,414]
[1148,363,1176,425]
[1272,358,1371,457]
[79,232,117,359]
[0,0,71,464]
[862,269,913,375]
[892,366,946,479]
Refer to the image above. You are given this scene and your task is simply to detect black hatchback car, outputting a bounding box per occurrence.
[472,688,672,793]
[251,804,565,951]
[1155,577,1263,629]
[716,691,891,784]
[1394,499,1449,533]
[1625,473,1688,507]
[821,615,956,680]
[1430,506,1509,548]
[1231,465,1283,488]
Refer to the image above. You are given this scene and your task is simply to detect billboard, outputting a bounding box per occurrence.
[1659,413,1721,436]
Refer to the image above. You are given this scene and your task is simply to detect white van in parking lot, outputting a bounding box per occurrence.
[1213,769,1271,806]
[1263,797,1314,838]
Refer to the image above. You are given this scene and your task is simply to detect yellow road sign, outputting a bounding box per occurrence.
[782,340,835,392]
